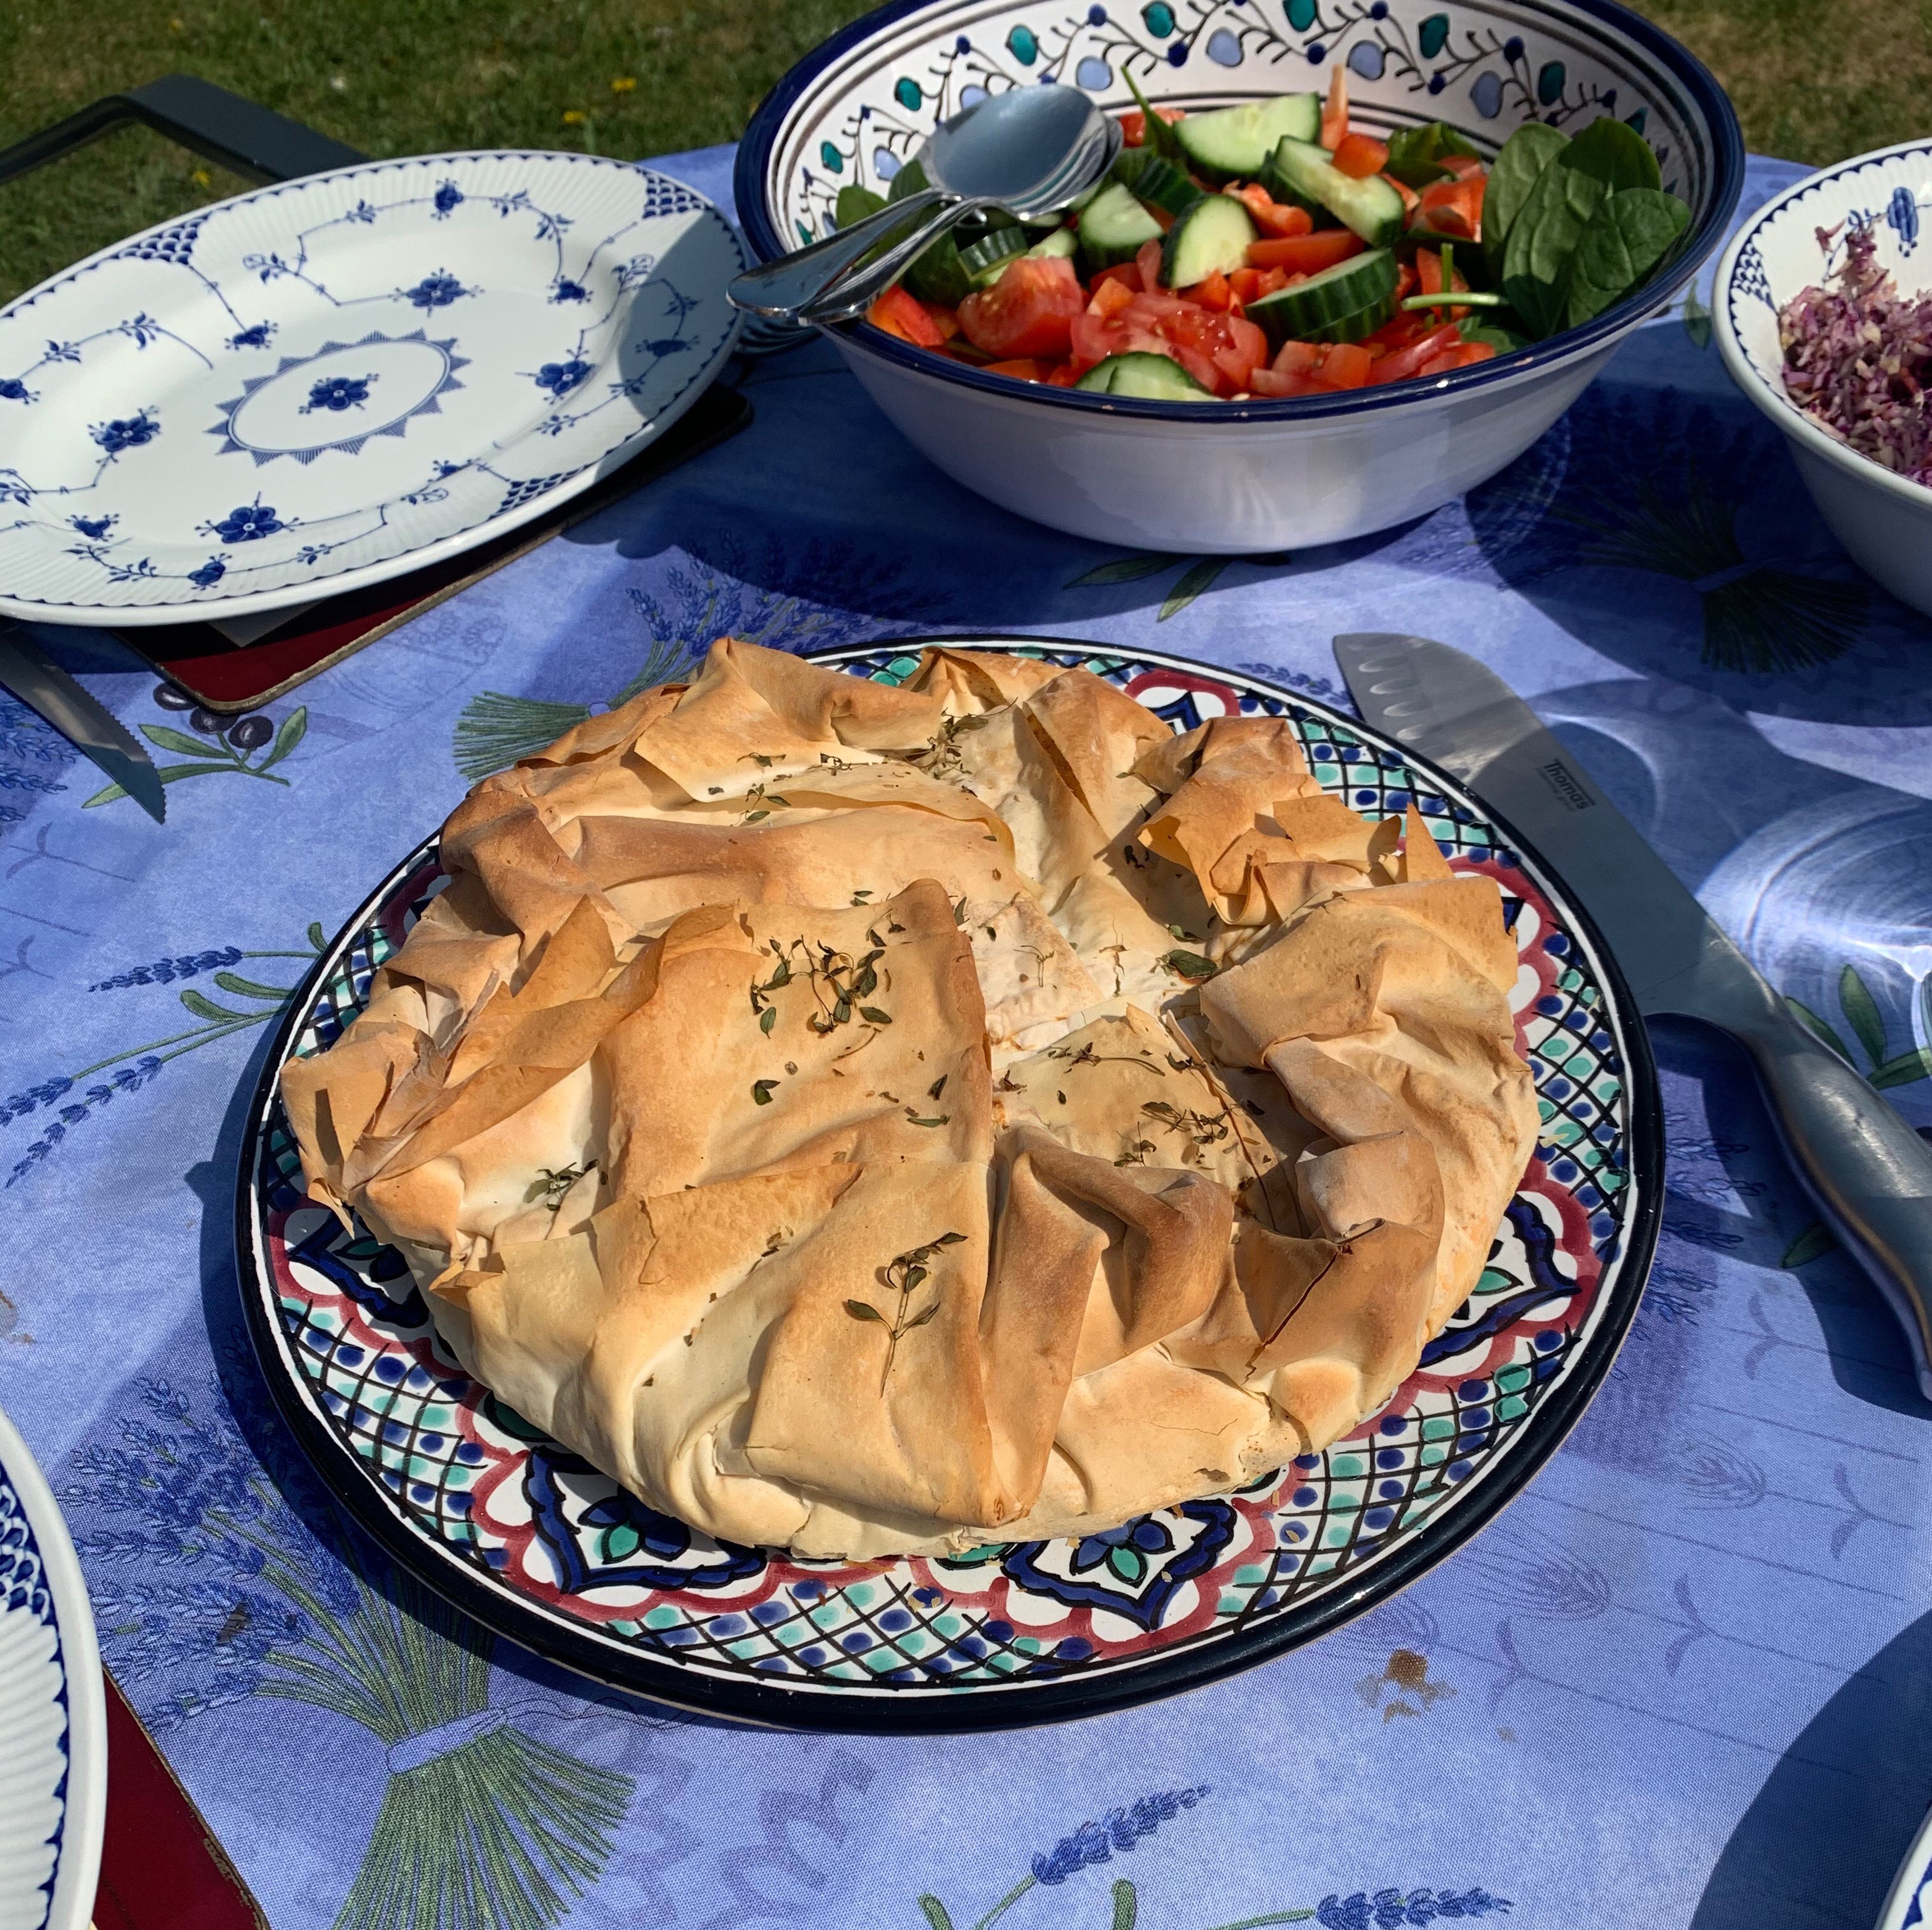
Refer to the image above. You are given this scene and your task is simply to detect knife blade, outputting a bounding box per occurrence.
[0,625,165,823]
[1335,631,1932,1403]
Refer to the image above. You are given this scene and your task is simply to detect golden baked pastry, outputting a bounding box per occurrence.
[284,639,1538,1558]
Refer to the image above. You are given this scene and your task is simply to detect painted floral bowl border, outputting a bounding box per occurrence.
[734,0,1743,422]
[0,1401,107,1930]
[0,152,743,626]
[234,639,1661,1732]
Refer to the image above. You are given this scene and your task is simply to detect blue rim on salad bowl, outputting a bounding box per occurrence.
[734,0,1743,553]
[1714,140,1932,621]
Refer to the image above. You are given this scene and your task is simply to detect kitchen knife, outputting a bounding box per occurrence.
[0,624,165,823]
[1335,630,1932,1401]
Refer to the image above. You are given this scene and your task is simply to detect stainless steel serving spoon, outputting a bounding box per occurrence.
[728,87,1120,328]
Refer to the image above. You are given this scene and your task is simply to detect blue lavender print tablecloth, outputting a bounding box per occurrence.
[3,144,1931,1930]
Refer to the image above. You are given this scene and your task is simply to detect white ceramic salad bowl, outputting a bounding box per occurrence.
[1715,140,1932,620]
[736,0,1743,552]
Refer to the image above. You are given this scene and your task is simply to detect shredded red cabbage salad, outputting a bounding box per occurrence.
[1779,224,1932,484]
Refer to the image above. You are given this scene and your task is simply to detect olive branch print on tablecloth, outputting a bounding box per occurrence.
[1780,964,1931,1269]
[0,925,323,1184]
[1063,552,1295,623]
[68,1375,636,1930]
[915,1783,1512,1930]
[85,684,308,808]
[450,534,955,780]
[1468,390,1868,674]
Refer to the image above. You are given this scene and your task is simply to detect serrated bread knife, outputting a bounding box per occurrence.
[1335,631,1932,1403]
[0,624,165,823]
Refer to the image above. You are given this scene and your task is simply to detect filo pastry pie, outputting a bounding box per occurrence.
[284,639,1539,1558]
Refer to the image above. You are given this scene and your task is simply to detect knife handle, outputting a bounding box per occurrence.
[1729,997,1932,1402]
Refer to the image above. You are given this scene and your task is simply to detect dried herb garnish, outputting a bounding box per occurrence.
[918,711,989,780]
[844,1230,967,1391]
[1161,949,1220,981]
[751,1079,780,1105]
[532,1163,592,1209]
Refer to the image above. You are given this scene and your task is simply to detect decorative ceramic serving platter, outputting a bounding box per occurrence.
[0,1403,106,1930]
[236,638,1660,1731]
[0,152,742,625]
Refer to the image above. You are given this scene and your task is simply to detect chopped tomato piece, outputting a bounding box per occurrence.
[1258,265,1290,296]
[1045,360,1083,385]
[1333,133,1390,179]
[1366,322,1462,384]
[1167,340,1226,393]
[1121,105,1185,146]
[1229,183,1314,238]
[1323,341,1374,388]
[1228,267,1265,305]
[1417,342,1498,376]
[1250,366,1326,396]
[980,358,1047,381]
[925,304,961,342]
[956,255,1086,359]
[1089,274,1137,320]
[1091,262,1142,295]
[1385,174,1420,218]
[1320,68,1350,150]
[1441,153,1487,181]
[1418,177,1485,242]
[1248,229,1364,274]
[1271,339,1322,375]
[1458,340,1498,364]
[1415,246,1470,319]
[866,285,948,348]
[1361,310,1431,354]
[1394,260,1418,301]
[1185,269,1235,311]
[1136,238,1167,292]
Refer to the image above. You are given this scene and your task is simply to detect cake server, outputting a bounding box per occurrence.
[0,623,165,823]
[1334,630,1932,1401]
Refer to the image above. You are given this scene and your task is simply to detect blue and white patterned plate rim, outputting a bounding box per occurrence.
[234,637,1662,1732]
[0,150,744,627]
[1879,1798,1932,1930]
[0,1401,107,1930]
[1715,138,1932,506]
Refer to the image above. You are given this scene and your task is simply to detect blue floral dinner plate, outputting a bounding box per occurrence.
[0,1402,106,1930]
[235,639,1661,1732]
[0,152,743,626]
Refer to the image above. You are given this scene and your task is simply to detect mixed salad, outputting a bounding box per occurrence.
[834,72,1693,400]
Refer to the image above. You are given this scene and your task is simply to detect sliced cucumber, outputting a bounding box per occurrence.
[1258,147,1339,227]
[1265,138,1406,246]
[1078,180,1164,271]
[1245,247,1399,344]
[1126,152,1205,219]
[1161,193,1257,289]
[1174,94,1322,184]
[959,226,1031,287]
[1075,351,1213,399]
[1026,227,1081,263]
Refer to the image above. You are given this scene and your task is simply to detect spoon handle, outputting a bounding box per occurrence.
[799,195,997,324]
[728,189,944,318]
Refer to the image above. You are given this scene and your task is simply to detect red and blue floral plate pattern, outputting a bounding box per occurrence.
[236,640,1660,1730]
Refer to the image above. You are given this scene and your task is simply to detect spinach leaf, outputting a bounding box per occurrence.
[1563,187,1690,326]
[1500,152,1611,337]
[1383,120,1483,187]
[1483,122,1568,278]
[1459,314,1531,354]
[1561,115,1662,194]
[888,156,928,201]
[835,185,887,229]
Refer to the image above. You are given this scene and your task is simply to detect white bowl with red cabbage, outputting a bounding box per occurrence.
[1717,141,1932,619]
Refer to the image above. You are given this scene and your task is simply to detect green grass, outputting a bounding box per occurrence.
[4,0,1929,305]
[0,0,877,304]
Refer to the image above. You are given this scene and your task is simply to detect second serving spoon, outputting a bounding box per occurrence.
[729,86,1119,327]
